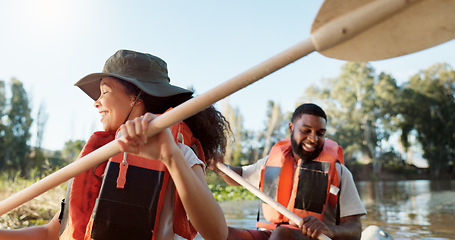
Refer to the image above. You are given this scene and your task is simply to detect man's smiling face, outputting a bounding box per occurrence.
[289,113,327,161]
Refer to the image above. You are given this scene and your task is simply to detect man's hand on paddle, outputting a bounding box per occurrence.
[206,153,224,172]
[292,216,333,239]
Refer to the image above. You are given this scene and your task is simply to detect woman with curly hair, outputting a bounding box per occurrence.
[0,49,230,240]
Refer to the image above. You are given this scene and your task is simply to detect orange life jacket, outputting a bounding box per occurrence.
[257,138,344,230]
[59,121,204,240]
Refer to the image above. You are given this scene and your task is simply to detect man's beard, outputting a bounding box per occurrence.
[290,132,324,162]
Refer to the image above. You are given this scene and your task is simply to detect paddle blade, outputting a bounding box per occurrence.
[312,0,455,61]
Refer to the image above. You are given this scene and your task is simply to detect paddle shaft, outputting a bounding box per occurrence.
[216,163,331,240]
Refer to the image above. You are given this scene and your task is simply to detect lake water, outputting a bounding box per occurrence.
[197,179,455,239]
[357,179,455,239]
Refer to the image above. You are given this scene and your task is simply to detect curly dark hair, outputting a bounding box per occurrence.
[118,78,230,165]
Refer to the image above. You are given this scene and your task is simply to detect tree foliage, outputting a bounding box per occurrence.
[220,100,286,166]
[0,79,59,178]
[261,101,286,158]
[299,62,401,173]
[0,80,7,169]
[399,63,455,178]
[30,102,49,175]
[0,79,34,177]
[63,139,86,162]
[220,100,244,165]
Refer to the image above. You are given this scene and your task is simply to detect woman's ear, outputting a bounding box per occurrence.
[130,95,143,107]
[132,98,143,107]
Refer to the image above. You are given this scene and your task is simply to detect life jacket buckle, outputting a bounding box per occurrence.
[116,152,129,189]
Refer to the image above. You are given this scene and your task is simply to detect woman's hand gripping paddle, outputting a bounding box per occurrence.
[1,0,454,217]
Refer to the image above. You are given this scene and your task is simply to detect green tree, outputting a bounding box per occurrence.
[31,102,49,174]
[399,63,455,178]
[299,62,400,173]
[63,139,86,163]
[261,101,286,157]
[220,99,244,166]
[0,80,7,169]
[4,79,33,177]
[239,101,286,165]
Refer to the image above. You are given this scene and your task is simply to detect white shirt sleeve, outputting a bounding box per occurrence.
[241,156,268,188]
[179,143,205,169]
[338,164,367,218]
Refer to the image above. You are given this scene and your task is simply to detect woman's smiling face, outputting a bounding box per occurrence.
[94,77,134,132]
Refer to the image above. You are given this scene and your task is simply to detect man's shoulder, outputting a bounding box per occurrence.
[335,162,353,178]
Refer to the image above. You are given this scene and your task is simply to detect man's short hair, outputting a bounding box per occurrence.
[291,103,327,123]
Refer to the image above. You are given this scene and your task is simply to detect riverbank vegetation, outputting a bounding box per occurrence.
[0,173,66,229]
[206,170,257,201]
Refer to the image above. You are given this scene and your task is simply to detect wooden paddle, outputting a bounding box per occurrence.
[313,0,455,61]
[216,163,332,240]
[1,0,454,221]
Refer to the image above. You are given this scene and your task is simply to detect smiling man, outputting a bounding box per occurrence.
[211,103,366,240]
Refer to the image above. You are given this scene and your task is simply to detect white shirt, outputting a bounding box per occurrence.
[155,143,205,240]
[242,156,366,223]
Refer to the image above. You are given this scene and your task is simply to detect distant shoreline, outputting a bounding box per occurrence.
[350,163,432,181]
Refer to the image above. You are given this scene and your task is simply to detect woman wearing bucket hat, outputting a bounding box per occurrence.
[0,50,229,240]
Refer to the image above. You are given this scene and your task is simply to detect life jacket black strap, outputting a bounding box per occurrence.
[58,199,65,223]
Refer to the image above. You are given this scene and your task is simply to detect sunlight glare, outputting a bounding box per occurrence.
[18,0,77,37]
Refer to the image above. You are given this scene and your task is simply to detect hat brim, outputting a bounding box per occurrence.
[75,73,193,101]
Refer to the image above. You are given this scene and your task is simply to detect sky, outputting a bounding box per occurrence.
[0,0,454,157]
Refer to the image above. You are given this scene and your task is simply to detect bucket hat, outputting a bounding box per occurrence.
[75,49,193,101]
